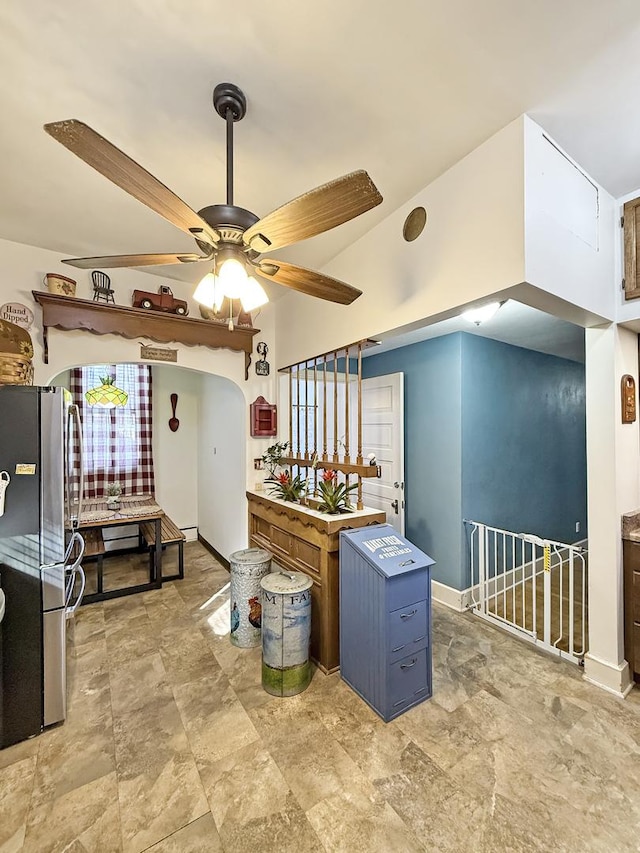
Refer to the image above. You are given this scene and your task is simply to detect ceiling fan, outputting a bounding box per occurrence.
[44,82,383,317]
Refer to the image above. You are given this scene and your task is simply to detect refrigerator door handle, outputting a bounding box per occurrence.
[73,404,85,525]
[61,530,84,569]
[66,564,86,618]
[70,404,85,528]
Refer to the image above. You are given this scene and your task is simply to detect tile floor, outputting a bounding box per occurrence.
[2,542,640,852]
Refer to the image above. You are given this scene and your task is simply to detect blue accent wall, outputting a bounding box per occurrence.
[362,335,464,588]
[461,334,586,547]
[362,332,586,591]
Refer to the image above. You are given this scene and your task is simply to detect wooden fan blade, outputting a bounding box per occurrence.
[62,253,206,269]
[44,120,220,247]
[243,170,382,253]
[256,259,361,305]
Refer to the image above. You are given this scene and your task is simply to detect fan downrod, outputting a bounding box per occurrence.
[213,83,246,122]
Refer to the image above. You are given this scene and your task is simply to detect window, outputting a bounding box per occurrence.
[70,364,155,498]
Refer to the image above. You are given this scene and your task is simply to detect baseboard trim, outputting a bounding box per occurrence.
[197,534,230,571]
[583,652,633,698]
[431,579,473,612]
[182,527,198,543]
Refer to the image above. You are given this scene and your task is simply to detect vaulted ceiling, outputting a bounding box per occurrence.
[2,0,640,292]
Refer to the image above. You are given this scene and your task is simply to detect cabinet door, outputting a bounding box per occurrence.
[624,197,640,300]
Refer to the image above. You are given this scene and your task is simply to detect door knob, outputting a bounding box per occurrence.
[391,499,399,514]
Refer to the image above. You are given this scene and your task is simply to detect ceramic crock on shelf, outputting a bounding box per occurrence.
[44,273,76,297]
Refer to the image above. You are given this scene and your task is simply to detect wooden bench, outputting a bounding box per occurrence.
[139,516,185,581]
[78,528,106,594]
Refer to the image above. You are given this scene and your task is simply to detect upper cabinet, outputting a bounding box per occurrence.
[623,196,640,300]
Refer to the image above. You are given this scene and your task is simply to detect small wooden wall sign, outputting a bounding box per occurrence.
[622,374,636,423]
[140,345,178,363]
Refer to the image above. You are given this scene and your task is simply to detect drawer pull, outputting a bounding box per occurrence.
[414,687,427,695]
[392,644,407,653]
[400,609,417,620]
[413,635,427,643]
[393,698,408,708]
[400,658,418,669]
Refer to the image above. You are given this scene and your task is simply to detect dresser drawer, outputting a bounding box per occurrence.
[388,599,428,663]
[388,648,429,714]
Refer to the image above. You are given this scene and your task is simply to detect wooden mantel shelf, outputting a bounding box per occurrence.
[32,292,259,378]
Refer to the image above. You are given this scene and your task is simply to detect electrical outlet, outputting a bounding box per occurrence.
[575,521,580,534]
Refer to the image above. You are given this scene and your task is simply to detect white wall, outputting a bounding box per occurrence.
[276,116,527,367]
[197,374,247,559]
[524,116,616,322]
[584,324,638,696]
[152,366,201,534]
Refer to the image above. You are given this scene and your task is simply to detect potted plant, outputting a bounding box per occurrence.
[261,440,290,481]
[268,470,307,503]
[105,482,122,510]
[316,470,358,514]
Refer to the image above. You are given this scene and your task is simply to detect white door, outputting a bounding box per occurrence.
[360,373,404,534]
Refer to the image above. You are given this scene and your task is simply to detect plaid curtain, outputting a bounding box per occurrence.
[70,364,155,498]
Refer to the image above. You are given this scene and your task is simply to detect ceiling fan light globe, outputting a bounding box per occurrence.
[193,272,218,308]
[241,276,269,312]
[217,257,248,299]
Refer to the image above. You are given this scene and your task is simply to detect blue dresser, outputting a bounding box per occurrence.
[339,524,435,722]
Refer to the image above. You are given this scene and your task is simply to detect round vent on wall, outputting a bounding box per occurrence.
[403,206,427,242]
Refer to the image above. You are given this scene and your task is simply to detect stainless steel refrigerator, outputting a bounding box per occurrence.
[0,385,85,748]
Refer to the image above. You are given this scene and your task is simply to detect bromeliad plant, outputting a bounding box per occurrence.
[268,470,307,503]
[316,469,358,514]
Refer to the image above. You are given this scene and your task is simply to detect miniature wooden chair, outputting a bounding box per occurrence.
[91,270,115,303]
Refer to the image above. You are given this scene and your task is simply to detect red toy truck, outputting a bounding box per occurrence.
[132,285,188,315]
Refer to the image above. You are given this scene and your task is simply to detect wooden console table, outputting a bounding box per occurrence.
[247,490,385,673]
[32,292,259,379]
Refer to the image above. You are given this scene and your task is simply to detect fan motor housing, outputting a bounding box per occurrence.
[196,204,260,254]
